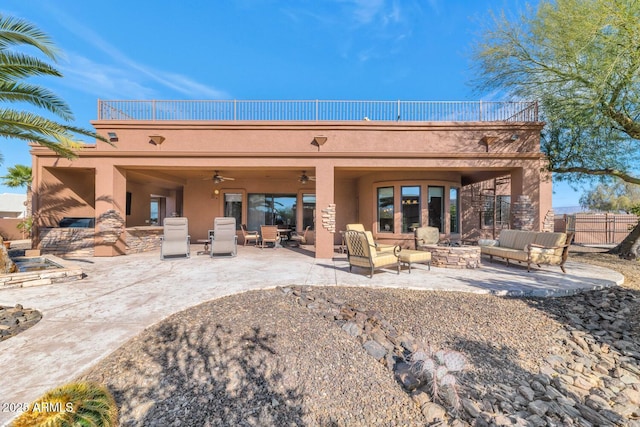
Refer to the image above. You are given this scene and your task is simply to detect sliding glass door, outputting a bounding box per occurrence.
[248,194,297,231]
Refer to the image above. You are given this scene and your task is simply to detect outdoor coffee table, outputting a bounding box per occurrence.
[196,239,209,255]
[418,244,481,269]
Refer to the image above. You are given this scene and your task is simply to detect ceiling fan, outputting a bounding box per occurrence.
[204,170,235,184]
[298,170,316,184]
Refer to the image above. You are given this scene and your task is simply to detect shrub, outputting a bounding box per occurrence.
[11,381,118,427]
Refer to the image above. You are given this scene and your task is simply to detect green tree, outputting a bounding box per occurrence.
[580,180,640,214]
[472,0,640,258]
[1,164,31,189]
[472,0,640,185]
[2,164,33,235]
[0,14,107,158]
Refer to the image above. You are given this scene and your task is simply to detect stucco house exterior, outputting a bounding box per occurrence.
[30,100,552,259]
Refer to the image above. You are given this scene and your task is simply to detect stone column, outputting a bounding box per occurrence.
[512,195,535,231]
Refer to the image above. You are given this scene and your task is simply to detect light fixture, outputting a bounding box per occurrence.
[149,135,165,145]
[107,132,118,142]
[299,174,309,184]
[313,136,327,146]
[510,134,520,141]
[481,135,499,152]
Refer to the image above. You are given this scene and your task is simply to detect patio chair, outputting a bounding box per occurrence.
[160,217,190,260]
[240,224,260,246]
[289,225,311,247]
[260,225,280,249]
[414,226,441,249]
[210,217,238,257]
[345,223,395,253]
[344,230,400,278]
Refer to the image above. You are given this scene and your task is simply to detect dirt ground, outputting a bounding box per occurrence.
[568,245,640,291]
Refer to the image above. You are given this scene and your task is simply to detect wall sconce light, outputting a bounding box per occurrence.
[510,134,520,141]
[149,135,165,146]
[313,136,327,146]
[107,132,118,142]
[481,135,499,152]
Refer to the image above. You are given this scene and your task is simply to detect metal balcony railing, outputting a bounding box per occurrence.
[97,99,538,122]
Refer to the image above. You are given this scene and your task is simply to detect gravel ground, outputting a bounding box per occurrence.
[76,246,640,426]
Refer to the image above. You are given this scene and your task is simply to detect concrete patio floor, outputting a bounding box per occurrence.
[0,244,624,426]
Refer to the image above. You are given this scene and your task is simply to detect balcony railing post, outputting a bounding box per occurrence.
[316,99,319,121]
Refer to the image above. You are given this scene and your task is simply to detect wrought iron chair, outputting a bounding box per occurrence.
[344,230,400,278]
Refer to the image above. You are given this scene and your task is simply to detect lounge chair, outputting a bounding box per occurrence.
[345,223,395,253]
[210,217,238,257]
[289,225,311,246]
[344,230,400,278]
[160,217,190,260]
[260,225,280,248]
[240,224,260,246]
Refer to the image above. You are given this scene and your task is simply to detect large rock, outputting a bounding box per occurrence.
[0,237,17,274]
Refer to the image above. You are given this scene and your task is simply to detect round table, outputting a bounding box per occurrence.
[418,244,481,269]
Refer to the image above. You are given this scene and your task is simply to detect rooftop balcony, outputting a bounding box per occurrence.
[98,99,538,122]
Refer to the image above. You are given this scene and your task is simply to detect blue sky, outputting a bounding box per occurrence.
[0,0,584,207]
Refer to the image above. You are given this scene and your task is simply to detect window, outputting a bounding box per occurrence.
[224,193,242,230]
[302,194,315,230]
[482,195,511,228]
[450,187,459,233]
[401,186,420,233]
[428,186,444,232]
[150,197,161,225]
[248,193,296,231]
[377,187,394,232]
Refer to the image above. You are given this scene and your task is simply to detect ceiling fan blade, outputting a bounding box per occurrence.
[221,176,235,180]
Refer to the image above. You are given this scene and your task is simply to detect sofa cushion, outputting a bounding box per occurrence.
[513,231,538,251]
[478,239,499,247]
[534,232,566,248]
[497,229,518,248]
[484,246,530,262]
[529,247,562,265]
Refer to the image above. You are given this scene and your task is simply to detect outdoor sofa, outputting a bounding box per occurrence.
[479,229,574,273]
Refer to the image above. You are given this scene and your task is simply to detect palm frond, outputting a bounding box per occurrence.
[0,15,59,59]
[0,81,73,119]
[0,52,62,81]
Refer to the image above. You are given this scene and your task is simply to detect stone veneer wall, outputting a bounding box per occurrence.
[39,228,95,257]
[39,227,163,257]
[512,195,535,231]
[542,209,555,233]
[125,227,163,254]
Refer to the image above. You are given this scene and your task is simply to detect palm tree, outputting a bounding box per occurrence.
[1,164,31,189]
[2,164,32,235]
[0,14,108,158]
